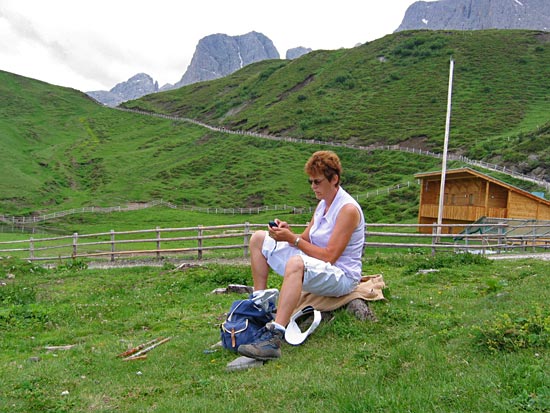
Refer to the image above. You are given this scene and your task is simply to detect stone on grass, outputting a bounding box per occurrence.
[226,356,264,372]
[211,284,253,295]
[346,299,378,322]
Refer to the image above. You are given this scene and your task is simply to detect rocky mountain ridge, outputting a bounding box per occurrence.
[172,31,279,89]
[397,0,550,32]
[88,0,550,107]
[286,46,313,60]
[87,31,310,106]
[87,73,159,107]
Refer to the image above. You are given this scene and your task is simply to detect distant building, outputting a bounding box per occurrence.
[414,167,550,234]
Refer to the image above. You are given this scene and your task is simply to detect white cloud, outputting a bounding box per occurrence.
[0,0,419,91]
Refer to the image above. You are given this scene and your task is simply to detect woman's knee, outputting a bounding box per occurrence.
[249,230,266,249]
[285,255,305,276]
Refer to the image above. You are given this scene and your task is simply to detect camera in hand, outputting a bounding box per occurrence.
[268,221,278,228]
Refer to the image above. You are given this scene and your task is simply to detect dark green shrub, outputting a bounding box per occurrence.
[0,284,36,305]
[0,305,50,330]
[475,307,550,352]
[55,259,88,272]
[0,257,45,277]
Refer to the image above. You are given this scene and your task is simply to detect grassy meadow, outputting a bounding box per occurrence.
[2,28,550,412]
[1,253,549,412]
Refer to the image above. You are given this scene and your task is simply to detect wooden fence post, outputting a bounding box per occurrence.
[532,225,537,252]
[431,225,437,256]
[29,237,34,260]
[72,233,78,258]
[243,222,250,258]
[110,230,115,262]
[156,226,161,260]
[497,225,505,254]
[363,223,368,253]
[197,225,203,260]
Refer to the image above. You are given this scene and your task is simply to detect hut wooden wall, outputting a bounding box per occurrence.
[416,169,550,234]
[508,191,550,220]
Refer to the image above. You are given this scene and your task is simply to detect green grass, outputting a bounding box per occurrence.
[0,254,549,412]
[3,30,550,216]
[3,28,550,412]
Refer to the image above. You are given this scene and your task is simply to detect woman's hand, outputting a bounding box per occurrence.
[268,219,292,242]
[273,218,289,229]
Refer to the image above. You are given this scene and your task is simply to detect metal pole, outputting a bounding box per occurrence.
[436,57,455,238]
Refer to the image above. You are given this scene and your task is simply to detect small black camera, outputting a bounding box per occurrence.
[268,221,278,228]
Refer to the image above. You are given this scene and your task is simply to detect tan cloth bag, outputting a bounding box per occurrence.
[294,274,386,313]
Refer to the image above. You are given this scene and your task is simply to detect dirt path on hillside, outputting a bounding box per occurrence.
[487,252,550,261]
[83,252,550,270]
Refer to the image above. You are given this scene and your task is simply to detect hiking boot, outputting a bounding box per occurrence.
[237,322,283,360]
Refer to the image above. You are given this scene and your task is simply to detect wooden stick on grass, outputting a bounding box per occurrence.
[122,337,172,361]
[122,354,148,361]
[45,344,77,351]
[117,338,161,358]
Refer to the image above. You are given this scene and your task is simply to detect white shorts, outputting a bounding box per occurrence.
[261,233,358,297]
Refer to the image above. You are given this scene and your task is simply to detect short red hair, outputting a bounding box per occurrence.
[304,150,342,185]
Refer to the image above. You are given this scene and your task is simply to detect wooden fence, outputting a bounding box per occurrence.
[0,181,415,226]
[1,222,549,264]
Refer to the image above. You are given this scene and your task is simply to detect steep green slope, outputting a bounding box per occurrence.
[0,71,104,211]
[0,70,446,216]
[124,30,550,178]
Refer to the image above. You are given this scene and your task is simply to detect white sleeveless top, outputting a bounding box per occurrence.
[309,187,365,281]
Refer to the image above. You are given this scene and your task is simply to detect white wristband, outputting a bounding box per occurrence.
[294,237,301,247]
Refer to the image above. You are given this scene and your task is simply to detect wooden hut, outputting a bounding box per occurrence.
[414,167,550,234]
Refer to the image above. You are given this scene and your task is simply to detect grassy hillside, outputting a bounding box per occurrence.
[124,30,550,180]
[1,255,550,412]
[0,71,445,217]
[2,30,550,218]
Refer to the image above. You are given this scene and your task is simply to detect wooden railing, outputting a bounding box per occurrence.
[1,222,550,263]
[0,182,415,226]
[0,223,273,262]
[365,222,550,255]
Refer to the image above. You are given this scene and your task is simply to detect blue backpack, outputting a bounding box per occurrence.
[220,291,277,352]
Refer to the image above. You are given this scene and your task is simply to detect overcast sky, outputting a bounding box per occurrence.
[0,0,427,92]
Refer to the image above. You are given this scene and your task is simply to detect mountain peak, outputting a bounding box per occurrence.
[173,31,280,88]
[396,0,550,32]
[87,73,158,107]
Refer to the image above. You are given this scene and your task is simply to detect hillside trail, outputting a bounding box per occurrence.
[117,107,550,191]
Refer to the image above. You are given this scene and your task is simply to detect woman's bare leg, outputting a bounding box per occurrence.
[274,255,304,327]
[249,230,270,291]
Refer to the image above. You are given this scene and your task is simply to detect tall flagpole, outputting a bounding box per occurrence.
[436,57,455,238]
